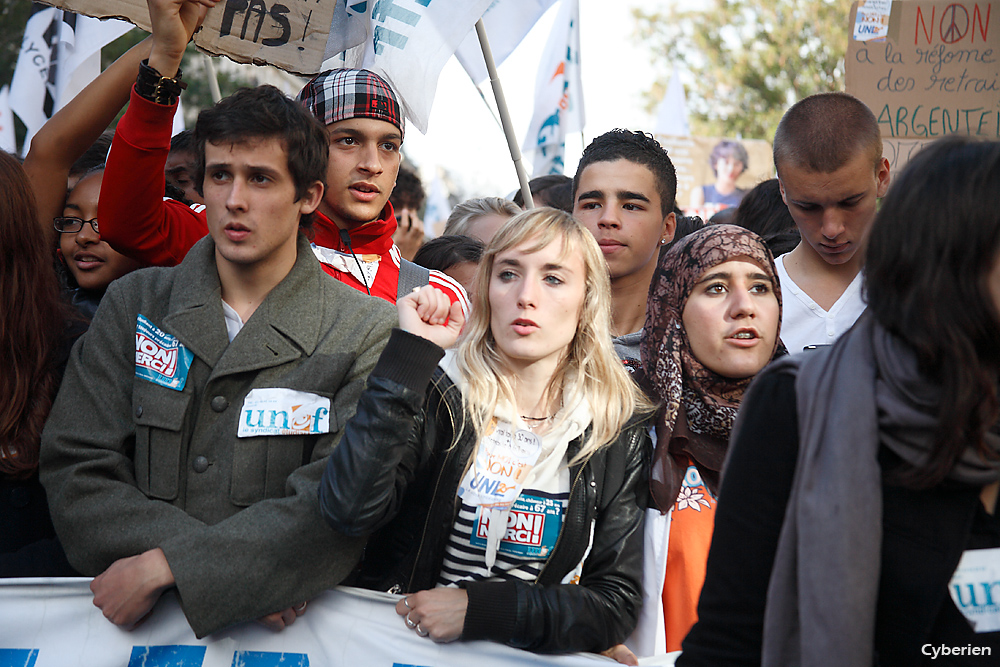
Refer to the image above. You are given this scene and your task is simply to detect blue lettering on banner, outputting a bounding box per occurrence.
[0,649,39,667]
[127,645,206,667]
[232,651,309,667]
[393,664,432,667]
[135,314,194,391]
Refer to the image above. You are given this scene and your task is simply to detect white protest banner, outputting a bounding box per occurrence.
[522,0,584,176]
[327,0,495,134]
[454,0,559,85]
[9,4,131,153]
[39,0,335,76]
[0,580,681,666]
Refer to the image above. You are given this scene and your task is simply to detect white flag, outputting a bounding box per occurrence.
[654,67,690,137]
[324,0,494,134]
[422,170,452,237]
[522,0,584,177]
[454,0,558,85]
[172,97,186,137]
[9,5,131,154]
[0,86,15,153]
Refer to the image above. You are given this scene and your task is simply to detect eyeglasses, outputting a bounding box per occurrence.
[53,217,99,234]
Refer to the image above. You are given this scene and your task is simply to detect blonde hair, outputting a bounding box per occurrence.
[455,207,650,465]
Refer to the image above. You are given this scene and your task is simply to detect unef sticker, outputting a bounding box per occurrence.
[459,420,542,509]
[853,0,891,42]
[948,547,1000,633]
[470,494,564,558]
[135,314,193,391]
[237,388,331,437]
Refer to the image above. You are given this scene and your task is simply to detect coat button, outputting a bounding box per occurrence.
[192,456,210,473]
[135,405,143,418]
[210,396,228,412]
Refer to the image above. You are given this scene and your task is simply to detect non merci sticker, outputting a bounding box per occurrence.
[135,314,193,391]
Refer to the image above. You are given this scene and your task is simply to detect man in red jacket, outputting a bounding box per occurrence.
[98,28,466,310]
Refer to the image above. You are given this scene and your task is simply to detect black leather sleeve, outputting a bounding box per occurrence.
[461,423,650,653]
[318,328,444,536]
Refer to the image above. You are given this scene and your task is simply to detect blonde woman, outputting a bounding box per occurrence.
[319,207,652,653]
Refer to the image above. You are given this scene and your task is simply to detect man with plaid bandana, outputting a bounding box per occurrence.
[97,12,467,311]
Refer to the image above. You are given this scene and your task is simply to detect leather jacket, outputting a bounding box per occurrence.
[319,329,651,654]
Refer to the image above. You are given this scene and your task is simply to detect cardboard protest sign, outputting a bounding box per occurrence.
[655,134,774,219]
[40,0,335,75]
[847,1,1000,141]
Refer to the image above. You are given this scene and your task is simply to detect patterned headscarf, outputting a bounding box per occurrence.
[297,69,403,137]
[640,224,783,512]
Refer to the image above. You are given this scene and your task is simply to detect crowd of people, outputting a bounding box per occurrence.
[2,0,998,663]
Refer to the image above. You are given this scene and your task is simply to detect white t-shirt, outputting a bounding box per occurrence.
[775,254,866,354]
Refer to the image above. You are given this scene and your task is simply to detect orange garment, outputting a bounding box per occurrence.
[662,459,717,652]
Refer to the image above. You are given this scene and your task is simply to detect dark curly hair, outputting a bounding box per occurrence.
[573,129,677,216]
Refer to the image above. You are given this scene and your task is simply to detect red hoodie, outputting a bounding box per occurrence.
[99,89,467,311]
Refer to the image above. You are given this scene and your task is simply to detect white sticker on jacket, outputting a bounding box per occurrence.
[237,388,331,437]
[948,547,1000,633]
[135,314,193,391]
[458,420,542,509]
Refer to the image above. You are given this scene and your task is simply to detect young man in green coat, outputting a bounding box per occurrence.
[40,0,395,638]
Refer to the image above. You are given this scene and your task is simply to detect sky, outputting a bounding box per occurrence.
[401,0,677,202]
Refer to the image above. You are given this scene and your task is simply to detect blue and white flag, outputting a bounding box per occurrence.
[454,0,559,85]
[9,4,131,154]
[324,0,494,134]
[522,0,584,177]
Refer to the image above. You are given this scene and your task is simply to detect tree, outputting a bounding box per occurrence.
[0,0,32,90]
[634,0,849,140]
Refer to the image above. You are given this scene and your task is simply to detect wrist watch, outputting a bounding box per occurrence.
[135,59,186,106]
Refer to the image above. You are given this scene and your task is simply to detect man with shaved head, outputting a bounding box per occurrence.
[772,92,890,353]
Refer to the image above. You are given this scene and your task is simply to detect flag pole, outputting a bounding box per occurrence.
[201,53,222,104]
[475,19,534,209]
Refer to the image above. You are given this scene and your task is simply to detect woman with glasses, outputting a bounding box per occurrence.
[55,168,141,319]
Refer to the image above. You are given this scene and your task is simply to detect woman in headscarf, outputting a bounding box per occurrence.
[678,137,1000,666]
[624,224,783,660]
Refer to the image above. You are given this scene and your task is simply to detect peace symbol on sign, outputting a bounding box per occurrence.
[940,4,970,44]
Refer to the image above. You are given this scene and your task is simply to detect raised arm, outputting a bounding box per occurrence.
[319,285,463,534]
[22,37,152,247]
[96,0,217,267]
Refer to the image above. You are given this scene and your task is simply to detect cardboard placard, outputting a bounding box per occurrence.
[41,0,335,76]
[847,1,1000,140]
[883,137,936,173]
[654,134,774,218]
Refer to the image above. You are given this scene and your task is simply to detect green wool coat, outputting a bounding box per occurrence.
[40,233,396,637]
